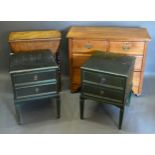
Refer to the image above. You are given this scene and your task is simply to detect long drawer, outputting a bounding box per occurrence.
[72,54,143,71]
[12,69,57,86]
[15,82,57,99]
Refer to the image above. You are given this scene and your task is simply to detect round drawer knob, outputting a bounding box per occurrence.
[101,78,106,84]
[35,87,39,93]
[100,90,104,95]
[33,74,38,81]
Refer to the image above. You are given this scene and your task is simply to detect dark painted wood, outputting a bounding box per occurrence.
[80,51,135,129]
[10,50,61,124]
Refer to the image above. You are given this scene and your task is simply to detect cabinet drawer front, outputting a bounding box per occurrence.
[13,70,57,85]
[15,83,57,99]
[109,42,145,55]
[82,71,125,89]
[82,84,124,102]
[72,54,91,67]
[134,56,143,71]
[133,71,141,86]
[72,39,107,53]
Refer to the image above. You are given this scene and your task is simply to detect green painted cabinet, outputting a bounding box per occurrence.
[80,51,135,129]
[10,50,60,124]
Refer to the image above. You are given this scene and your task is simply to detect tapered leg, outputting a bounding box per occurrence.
[119,108,124,129]
[56,96,61,119]
[55,51,61,91]
[80,96,85,119]
[15,105,21,125]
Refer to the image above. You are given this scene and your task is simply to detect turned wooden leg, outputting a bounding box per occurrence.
[15,104,22,125]
[119,108,124,129]
[56,96,61,119]
[80,96,85,119]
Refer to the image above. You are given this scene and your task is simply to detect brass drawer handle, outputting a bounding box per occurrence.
[101,77,106,84]
[33,74,38,81]
[100,90,104,95]
[84,43,93,49]
[122,43,131,51]
[35,87,39,93]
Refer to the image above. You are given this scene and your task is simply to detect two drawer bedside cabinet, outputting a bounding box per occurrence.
[80,51,135,129]
[9,50,60,124]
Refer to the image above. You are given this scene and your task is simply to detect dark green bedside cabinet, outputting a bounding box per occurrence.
[10,50,60,124]
[80,51,135,129]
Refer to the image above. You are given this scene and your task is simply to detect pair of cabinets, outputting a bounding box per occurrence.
[67,27,151,96]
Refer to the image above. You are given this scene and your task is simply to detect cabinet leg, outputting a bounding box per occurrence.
[55,51,61,91]
[56,96,61,119]
[119,108,124,129]
[80,96,85,119]
[15,105,21,125]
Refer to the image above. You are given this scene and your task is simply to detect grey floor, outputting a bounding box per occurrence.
[0,72,155,134]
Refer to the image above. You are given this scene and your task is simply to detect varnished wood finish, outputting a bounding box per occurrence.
[67,27,151,95]
[8,30,61,54]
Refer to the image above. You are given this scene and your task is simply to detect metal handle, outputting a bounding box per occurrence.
[100,90,104,95]
[35,87,39,93]
[101,77,106,84]
[84,43,93,49]
[122,43,131,51]
[33,74,38,81]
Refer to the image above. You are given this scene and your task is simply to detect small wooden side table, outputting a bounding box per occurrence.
[80,51,135,129]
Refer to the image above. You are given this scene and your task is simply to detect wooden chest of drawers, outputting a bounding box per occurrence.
[10,51,60,124]
[80,51,135,129]
[67,27,151,95]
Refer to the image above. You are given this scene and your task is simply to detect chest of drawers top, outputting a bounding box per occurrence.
[67,26,151,41]
[8,30,61,54]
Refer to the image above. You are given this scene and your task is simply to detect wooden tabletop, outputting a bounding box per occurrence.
[9,30,61,42]
[67,26,151,41]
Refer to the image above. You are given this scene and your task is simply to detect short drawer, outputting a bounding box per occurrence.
[109,42,145,55]
[15,83,57,99]
[82,84,124,102]
[82,71,125,89]
[72,39,107,53]
[12,69,57,86]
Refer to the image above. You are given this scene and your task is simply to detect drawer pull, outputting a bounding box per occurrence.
[122,43,131,51]
[100,90,104,95]
[84,43,93,49]
[35,87,39,93]
[101,77,106,84]
[33,74,38,81]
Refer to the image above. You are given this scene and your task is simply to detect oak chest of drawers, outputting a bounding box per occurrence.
[67,27,151,95]
[10,50,60,124]
[80,51,135,129]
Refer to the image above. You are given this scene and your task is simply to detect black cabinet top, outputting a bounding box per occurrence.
[10,50,58,73]
[81,51,135,77]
